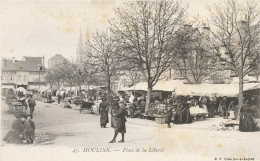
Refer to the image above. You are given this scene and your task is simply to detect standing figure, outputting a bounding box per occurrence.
[128,102,137,118]
[221,96,229,119]
[173,97,184,124]
[182,97,192,123]
[57,93,61,104]
[165,99,173,128]
[28,95,36,118]
[139,99,146,113]
[109,101,128,143]
[111,97,120,128]
[99,98,109,128]
[23,115,35,144]
[201,96,208,114]
[62,92,66,100]
[208,97,216,118]
[239,103,256,132]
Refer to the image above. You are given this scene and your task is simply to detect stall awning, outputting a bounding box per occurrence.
[175,83,259,97]
[244,84,260,92]
[126,80,185,92]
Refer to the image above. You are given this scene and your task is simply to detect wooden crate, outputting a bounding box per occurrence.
[155,116,166,124]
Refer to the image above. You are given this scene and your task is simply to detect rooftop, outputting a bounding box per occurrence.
[1,56,45,71]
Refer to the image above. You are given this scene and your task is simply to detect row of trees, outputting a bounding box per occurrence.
[45,60,97,96]
[46,0,260,112]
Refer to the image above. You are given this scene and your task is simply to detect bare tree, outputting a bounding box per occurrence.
[111,1,186,112]
[126,70,142,87]
[45,69,56,91]
[56,61,77,98]
[86,30,121,99]
[174,20,216,84]
[209,0,260,106]
[45,68,63,93]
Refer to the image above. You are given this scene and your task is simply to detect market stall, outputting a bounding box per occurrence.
[175,83,259,97]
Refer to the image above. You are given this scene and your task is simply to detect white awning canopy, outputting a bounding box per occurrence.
[126,80,259,97]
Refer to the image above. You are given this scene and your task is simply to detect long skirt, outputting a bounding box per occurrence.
[208,106,215,118]
[173,110,183,124]
[182,109,192,123]
[100,112,109,126]
[115,117,126,133]
[239,113,255,132]
[23,129,35,140]
[111,116,117,128]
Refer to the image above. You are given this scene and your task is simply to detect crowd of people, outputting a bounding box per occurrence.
[99,92,259,132]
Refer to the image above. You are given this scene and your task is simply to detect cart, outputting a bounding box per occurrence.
[191,113,207,121]
[79,101,94,114]
[11,102,26,113]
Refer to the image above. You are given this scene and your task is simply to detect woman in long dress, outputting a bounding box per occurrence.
[165,99,173,128]
[111,97,120,128]
[109,101,128,143]
[182,97,192,123]
[99,98,109,128]
[239,103,256,132]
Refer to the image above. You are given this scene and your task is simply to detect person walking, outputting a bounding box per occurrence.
[57,93,61,104]
[99,97,109,128]
[109,101,128,143]
[28,95,36,118]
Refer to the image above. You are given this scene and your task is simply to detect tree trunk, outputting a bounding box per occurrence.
[145,86,152,113]
[70,85,72,99]
[107,76,111,102]
[238,74,244,105]
[238,73,244,117]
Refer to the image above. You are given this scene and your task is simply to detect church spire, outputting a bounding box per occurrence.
[85,26,90,45]
[78,28,83,49]
[76,29,84,63]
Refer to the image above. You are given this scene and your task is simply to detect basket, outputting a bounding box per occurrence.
[155,114,166,124]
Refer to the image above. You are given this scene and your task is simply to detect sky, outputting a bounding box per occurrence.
[0,0,227,67]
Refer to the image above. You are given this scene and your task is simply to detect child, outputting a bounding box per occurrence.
[23,115,35,144]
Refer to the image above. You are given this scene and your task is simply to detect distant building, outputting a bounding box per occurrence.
[1,56,46,91]
[48,54,68,69]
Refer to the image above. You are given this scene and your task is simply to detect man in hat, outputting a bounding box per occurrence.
[27,95,36,118]
[109,101,128,143]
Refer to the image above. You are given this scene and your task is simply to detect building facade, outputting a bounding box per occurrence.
[48,54,68,69]
[1,56,46,91]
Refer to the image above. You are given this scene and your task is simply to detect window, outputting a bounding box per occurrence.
[18,75,21,81]
[24,75,27,81]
